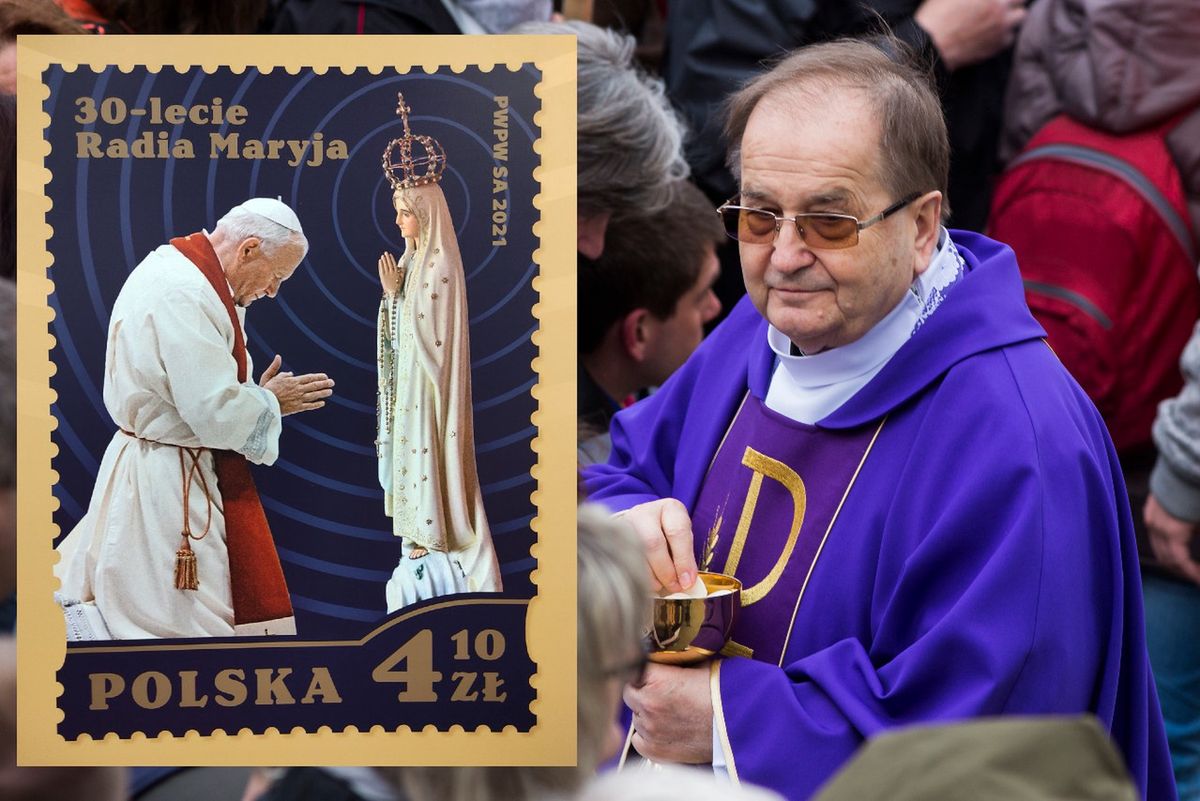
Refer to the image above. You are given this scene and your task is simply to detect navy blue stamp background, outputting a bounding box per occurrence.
[43,65,541,735]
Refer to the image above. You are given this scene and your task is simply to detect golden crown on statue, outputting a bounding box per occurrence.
[381,93,447,189]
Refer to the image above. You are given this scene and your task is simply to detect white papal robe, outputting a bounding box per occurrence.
[55,243,282,639]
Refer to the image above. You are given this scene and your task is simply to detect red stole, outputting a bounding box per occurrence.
[170,233,294,631]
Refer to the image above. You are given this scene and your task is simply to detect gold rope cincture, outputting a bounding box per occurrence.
[174,446,213,591]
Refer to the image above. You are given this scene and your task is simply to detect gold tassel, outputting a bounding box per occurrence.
[174,534,199,591]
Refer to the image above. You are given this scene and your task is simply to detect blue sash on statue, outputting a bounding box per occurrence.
[690,393,884,666]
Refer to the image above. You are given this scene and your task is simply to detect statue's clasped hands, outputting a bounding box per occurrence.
[378,252,406,295]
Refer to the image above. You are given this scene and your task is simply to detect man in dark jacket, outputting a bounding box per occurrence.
[663,0,1026,233]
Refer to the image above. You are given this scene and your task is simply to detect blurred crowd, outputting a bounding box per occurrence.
[3,0,1200,799]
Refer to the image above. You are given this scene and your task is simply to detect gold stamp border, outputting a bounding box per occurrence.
[15,34,577,766]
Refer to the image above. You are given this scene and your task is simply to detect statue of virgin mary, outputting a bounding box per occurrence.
[376,95,501,610]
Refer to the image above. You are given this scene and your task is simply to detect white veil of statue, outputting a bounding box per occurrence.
[376,112,502,609]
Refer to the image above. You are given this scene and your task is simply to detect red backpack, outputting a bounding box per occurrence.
[989,113,1200,453]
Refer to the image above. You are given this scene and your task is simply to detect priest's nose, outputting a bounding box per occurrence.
[770,221,817,273]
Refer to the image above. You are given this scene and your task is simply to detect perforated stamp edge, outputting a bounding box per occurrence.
[15,34,576,767]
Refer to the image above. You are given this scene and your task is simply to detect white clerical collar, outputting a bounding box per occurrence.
[767,282,921,387]
[764,228,963,422]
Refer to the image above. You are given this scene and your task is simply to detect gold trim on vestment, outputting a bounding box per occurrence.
[777,416,888,666]
[705,392,750,474]
[616,713,637,771]
[710,659,740,785]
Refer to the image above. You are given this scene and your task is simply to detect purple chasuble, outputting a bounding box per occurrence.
[691,394,881,666]
[585,231,1176,801]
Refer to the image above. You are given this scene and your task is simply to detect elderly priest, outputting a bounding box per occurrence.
[56,198,334,640]
[583,39,1175,801]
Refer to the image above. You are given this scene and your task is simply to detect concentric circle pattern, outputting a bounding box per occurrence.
[46,65,542,639]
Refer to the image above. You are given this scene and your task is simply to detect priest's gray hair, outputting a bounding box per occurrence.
[214,206,309,260]
[384,504,651,801]
[723,37,951,221]
[511,19,688,219]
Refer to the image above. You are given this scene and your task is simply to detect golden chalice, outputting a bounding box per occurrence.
[646,571,741,665]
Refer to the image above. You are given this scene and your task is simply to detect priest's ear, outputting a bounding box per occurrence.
[911,190,943,277]
[237,236,264,262]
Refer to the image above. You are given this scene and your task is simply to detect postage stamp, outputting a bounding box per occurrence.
[15,35,575,765]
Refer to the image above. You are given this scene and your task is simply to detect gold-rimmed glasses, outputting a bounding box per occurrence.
[717,192,922,249]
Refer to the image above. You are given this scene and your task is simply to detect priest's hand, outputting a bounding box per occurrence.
[258,354,283,387]
[1145,493,1200,585]
[260,355,336,416]
[624,662,713,764]
[378,252,404,295]
[615,498,698,594]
